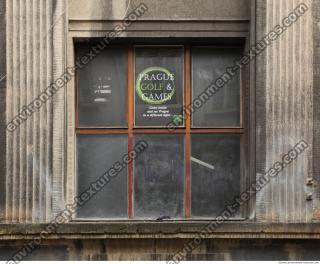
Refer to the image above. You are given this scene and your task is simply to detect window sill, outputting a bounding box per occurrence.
[0,222,320,240]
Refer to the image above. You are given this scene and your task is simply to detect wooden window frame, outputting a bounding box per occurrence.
[75,44,245,220]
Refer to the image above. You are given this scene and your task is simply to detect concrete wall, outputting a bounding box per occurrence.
[2,0,318,224]
[1,0,320,260]
[0,238,320,260]
[255,0,314,222]
[68,0,250,21]
[0,0,6,221]
[312,0,320,219]
[1,0,319,247]
[5,0,66,223]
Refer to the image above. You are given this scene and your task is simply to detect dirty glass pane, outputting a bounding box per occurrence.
[134,134,185,219]
[76,134,128,218]
[135,47,184,127]
[191,134,241,217]
[192,47,241,127]
[77,44,127,127]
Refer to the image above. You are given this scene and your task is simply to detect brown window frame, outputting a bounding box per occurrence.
[75,44,245,219]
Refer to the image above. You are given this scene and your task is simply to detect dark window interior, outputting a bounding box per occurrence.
[75,40,245,219]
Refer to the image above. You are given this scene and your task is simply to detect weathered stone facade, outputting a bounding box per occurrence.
[1,0,320,260]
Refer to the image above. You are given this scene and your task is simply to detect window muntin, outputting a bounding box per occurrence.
[75,43,245,220]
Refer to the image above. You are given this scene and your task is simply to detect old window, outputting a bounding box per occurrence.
[75,43,245,220]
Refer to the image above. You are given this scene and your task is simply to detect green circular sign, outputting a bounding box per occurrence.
[136,67,175,105]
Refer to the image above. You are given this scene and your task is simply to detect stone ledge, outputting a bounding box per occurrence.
[0,222,320,240]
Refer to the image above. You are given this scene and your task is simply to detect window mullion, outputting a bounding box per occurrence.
[128,46,134,218]
[185,46,191,218]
